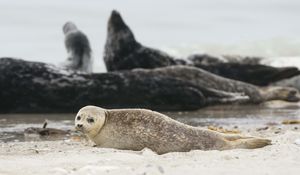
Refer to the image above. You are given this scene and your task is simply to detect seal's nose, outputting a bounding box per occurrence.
[77,124,83,128]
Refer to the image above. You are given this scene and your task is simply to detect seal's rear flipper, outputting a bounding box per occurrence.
[226,136,271,149]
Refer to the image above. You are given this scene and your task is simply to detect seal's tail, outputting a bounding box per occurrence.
[224,135,271,149]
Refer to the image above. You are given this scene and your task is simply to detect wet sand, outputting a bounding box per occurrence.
[0,104,300,175]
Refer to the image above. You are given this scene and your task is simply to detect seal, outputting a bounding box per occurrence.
[133,65,300,103]
[273,75,300,91]
[104,10,177,71]
[63,21,92,73]
[75,105,271,154]
[188,54,300,86]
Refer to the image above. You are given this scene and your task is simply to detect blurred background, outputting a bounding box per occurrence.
[1,0,300,72]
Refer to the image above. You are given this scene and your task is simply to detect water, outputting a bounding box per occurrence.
[1,0,300,72]
[0,114,75,142]
[1,105,299,143]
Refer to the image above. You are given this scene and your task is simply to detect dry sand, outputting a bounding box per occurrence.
[1,124,300,175]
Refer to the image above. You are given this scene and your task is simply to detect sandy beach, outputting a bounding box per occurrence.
[1,122,299,175]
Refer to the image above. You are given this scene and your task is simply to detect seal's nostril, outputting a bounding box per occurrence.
[77,124,83,128]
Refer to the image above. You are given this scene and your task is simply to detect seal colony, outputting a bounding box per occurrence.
[75,106,271,154]
[103,10,300,86]
[0,57,299,113]
[63,22,93,73]
[1,10,300,113]
[1,58,251,113]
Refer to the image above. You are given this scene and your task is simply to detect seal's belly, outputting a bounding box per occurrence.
[92,128,146,151]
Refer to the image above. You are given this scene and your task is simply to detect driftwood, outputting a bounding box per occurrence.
[0,58,248,113]
[24,120,70,136]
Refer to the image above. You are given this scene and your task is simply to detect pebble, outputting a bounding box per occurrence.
[256,126,269,131]
[52,168,68,175]
[295,139,300,146]
[157,166,164,174]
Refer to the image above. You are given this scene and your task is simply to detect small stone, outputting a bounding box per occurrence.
[256,126,269,131]
[282,120,300,125]
[157,166,164,174]
[295,139,300,146]
[265,122,278,126]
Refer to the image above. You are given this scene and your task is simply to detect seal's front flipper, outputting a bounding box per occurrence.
[200,87,250,105]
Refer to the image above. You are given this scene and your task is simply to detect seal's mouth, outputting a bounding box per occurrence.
[75,125,85,132]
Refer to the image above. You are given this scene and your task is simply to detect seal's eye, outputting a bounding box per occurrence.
[87,118,94,123]
[77,116,81,120]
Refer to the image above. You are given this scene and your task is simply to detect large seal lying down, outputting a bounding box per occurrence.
[188,54,300,86]
[137,65,300,103]
[75,106,271,154]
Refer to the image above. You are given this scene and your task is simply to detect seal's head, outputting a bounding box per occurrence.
[75,106,106,138]
[108,10,128,32]
[106,10,137,45]
[276,87,300,102]
[262,86,300,102]
[63,21,78,34]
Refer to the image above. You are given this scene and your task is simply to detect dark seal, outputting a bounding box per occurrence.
[104,10,177,71]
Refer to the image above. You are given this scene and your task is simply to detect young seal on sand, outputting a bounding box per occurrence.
[75,106,271,154]
[63,22,92,73]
